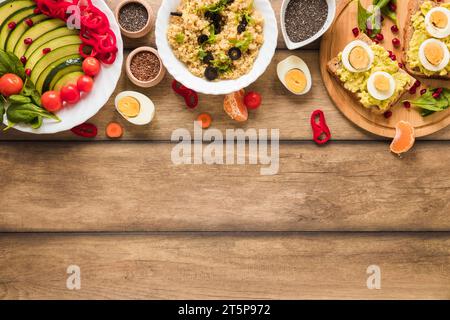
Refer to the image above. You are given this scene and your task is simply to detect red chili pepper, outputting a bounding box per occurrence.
[71,123,98,138]
[171,80,199,109]
[97,50,117,65]
[310,109,331,145]
[172,80,191,96]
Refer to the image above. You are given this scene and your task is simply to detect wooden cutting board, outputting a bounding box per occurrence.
[320,0,450,138]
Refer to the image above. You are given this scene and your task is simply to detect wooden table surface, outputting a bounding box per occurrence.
[1,0,450,299]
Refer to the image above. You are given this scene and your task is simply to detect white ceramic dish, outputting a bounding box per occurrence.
[280,0,336,50]
[155,0,278,95]
[1,0,123,134]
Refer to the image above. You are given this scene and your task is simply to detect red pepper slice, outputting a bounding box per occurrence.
[172,80,199,109]
[310,109,331,145]
[172,80,191,96]
[98,50,117,65]
[93,29,117,53]
[71,123,98,138]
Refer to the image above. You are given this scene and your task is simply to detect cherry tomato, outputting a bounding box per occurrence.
[41,91,63,112]
[0,73,23,97]
[77,75,94,93]
[244,91,262,110]
[60,84,81,104]
[82,57,101,77]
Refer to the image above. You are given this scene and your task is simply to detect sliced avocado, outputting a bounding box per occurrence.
[54,71,84,91]
[37,56,82,93]
[5,14,49,53]
[0,6,36,50]
[0,0,35,39]
[16,20,69,58]
[28,43,81,84]
[26,35,81,74]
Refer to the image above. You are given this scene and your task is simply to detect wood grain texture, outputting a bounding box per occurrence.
[1,141,449,232]
[320,0,450,138]
[1,233,450,299]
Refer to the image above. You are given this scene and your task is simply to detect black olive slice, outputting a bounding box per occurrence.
[237,23,246,34]
[240,17,248,27]
[205,66,219,81]
[202,51,214,64]
[214,22,222,34]
[198,34,209,44]
[170,12,182,17]
[228,47,242,60]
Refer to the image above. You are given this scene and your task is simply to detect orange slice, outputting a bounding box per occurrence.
[390,121,415,155]
[223,89,248,122]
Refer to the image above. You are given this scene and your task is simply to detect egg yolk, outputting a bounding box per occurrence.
[431,11,448,29]
[424,42,444,66]
[118,96,140,118]
[374,75,390,92]
[349,46,370,70]
[285,69,307,94]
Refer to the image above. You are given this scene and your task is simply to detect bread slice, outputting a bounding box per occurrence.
[327,34,416,114]
[403,0,450,80]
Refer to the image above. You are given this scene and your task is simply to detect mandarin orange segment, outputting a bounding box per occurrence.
[223,89,248,122]
[390,121,415,155]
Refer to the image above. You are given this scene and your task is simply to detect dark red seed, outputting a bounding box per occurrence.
[413,80,421,88]
[352,27,359,37]
[42,48,51,54]
[373,39,380,44]
[390,54,397,61]
[24,38,33,45]
[25,69,31,77]
[391,25,399,33]
[433,92,441,99]
[403,101,411,109]
[7,22,16,30]
[388,50,393,56]
[409,87,417,95]
[435,88,443,94]
[20,56,27,65]
[25,18,33,27]
[376,33,384,41]
[33,8,41,14]
[384,111,393,119]
[420,89,427,95]
[398,62,404,68]
[392,38,400,47]
[389,2,397,11]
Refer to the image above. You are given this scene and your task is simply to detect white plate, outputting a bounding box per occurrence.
[155,0,278,95]
[1,0,123,134]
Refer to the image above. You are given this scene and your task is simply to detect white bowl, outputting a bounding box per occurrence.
[280,0,336,50]
[155,0,278,95]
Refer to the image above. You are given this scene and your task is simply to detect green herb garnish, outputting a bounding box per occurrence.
[175,33,185,44]
[358,0,396,38]
[407,88,450,117]
[229,32,253,52]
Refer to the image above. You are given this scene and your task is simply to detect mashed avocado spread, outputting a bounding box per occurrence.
[336,45,411,111]
[407,1,450,77]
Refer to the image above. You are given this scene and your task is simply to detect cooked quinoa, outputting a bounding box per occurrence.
[167,0,264,80]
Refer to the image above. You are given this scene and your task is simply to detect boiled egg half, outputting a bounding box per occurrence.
[367,71,396,101]
[419,38,450,72]
[115,91,155,125]
[342,40,374,73]
[277,55,312,95]
[425,7,450,39]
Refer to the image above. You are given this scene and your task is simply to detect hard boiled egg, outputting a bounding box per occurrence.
[342,40,374,73]
[367,71,396,101]
[419,38,450,72]
[277,55,312,95]
[115,91,155,125]
[425,7,450,39]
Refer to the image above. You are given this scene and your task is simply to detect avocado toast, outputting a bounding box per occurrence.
[403,0,450,80]
[327,34,416,114]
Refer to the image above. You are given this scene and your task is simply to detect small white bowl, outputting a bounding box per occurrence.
[155,0,278,95]
[280,0,336,50]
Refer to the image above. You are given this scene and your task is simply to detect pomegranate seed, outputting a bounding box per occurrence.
[42,48,51,54]
[384,111,393,119]
[390,54,397,61]
[25,69,31,77]
[420,89,427,95]
[392,38,400,47]
[352,27,359,37]
[33,8,41,14]
[381,15,385,22]
[391,25,399,33]
[413,80,421,88]
[25,18,33,27]
[24,38,33,45]
[398,62,404,68]
[435,88,443,94]
[367,28,373,36]
[409,87,417,95]
[7,22,16,30]
[376,33,384,41]
[433,92,441,99]
[403,101,411,109]
[389,2,397,11]
[20,56,27,65]
[373,39,380,44]
[388,50,393,56]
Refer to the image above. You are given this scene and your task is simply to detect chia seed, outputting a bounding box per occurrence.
[130,51,161,82]
[285,0,328,43]
[119,2,149,32]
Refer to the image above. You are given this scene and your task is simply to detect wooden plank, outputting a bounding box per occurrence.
[1,141,449,232]
[1,49,450,141]
[1,233,449,299]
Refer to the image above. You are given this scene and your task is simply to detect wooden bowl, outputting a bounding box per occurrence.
[126,47,166,88]
[115,0,154,39]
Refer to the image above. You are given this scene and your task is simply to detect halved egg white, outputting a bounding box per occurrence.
[419,38,450,72]
[115,91,155,126]
[425,7,450,39]
[367,71,396,101]
[277,55,312,95]
[342,40,374,73]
